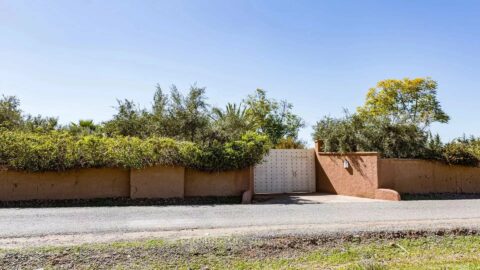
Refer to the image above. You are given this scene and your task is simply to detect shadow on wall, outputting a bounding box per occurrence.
[315,152,380,198]
[315,143,480,201]
[315,156,335,194]
[346,155,368,177]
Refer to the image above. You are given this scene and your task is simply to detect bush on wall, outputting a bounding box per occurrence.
[454,136,480,160]
[442,142,479,167]
[312,77,480,167]
[312,113,480,167]
[312,113,431,158]
[0,131,270,172]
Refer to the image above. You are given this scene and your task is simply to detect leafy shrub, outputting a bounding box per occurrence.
[312,113,480,166]
[0,131,269,172]
[311,114,360,153]
[469,142,480,159]
[455,136,480,160]
[312,113,430,158]
[0,131,76,171]
[0,95,23,130]
[442,142,480,166]
[100,87,304,148]
[275,137,306,149]
[1,88,304,150]
[358,119,431,159]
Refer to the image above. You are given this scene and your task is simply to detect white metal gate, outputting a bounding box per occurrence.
[254,149,316,194]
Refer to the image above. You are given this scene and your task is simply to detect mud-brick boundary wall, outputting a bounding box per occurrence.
[378,159,480,194]
[315,142,480,201]
[0,166,252,202]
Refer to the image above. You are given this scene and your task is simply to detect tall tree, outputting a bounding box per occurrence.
[0,95,59,132]
[167,84,210,142]
[67,119,98,135]
[150,85,170,136]
[23,115,59,133]
[211,102,253,140]
[0,95,23,130]
[244,89,304,147]
[357,78,449,128]
[152,84,168,117]
[103,99,151,137]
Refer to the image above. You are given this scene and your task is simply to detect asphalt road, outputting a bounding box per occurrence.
[1,199,480,247]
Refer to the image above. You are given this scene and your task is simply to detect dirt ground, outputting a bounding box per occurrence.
[1,229,478,269]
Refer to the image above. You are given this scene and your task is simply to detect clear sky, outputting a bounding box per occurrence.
[1,0,479,145]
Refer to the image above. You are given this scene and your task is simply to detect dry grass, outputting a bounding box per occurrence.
[1,232,480,269]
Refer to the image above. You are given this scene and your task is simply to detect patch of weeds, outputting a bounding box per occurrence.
[347,261,387,270]
[3,232,480,269]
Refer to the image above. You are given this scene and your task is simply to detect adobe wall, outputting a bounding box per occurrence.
[0,166,252,201]
[0,168,130,201]
[184,168,251,197]
[315,152,381,198]
[379,159,480,194]
[8,154,479,202]
[130,166,185,199]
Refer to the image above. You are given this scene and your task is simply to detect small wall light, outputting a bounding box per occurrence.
[343,159,350,169]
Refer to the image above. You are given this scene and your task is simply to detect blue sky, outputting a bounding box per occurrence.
[1,0,479,145]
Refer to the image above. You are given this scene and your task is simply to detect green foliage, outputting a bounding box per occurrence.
[1,86,304,152]
[0,130,269,172]
[103,85,232,144]
[357,78,450,128]
[0,95,23,130]
[275,137,306,149]
[312,77,480,166]
[184,132,271,171]
[312,112,479,166]
[360,118,430,159]
[23,115,59,133]
[455,135,480,159]
[211,103,254,140]
[67,119,99,136]
[101,86,304,148]
[437,136,480,166]
[0,131,76,171]
[425,132,443,159]
[244,89,305,148]
[103,99,152,138]
[312,112,430,158]
[0,85,299,172]
[0,96,59,133]
[167,85,210,142]
[312,113,361,153]
[442,142,479,166]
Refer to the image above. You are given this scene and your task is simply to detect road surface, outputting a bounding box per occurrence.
[1,199,480,247]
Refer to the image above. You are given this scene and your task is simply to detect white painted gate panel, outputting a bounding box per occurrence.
[254,149,316,194]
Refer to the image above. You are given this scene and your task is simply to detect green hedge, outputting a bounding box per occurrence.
[0,131,270,172]
[442,142,479,167]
